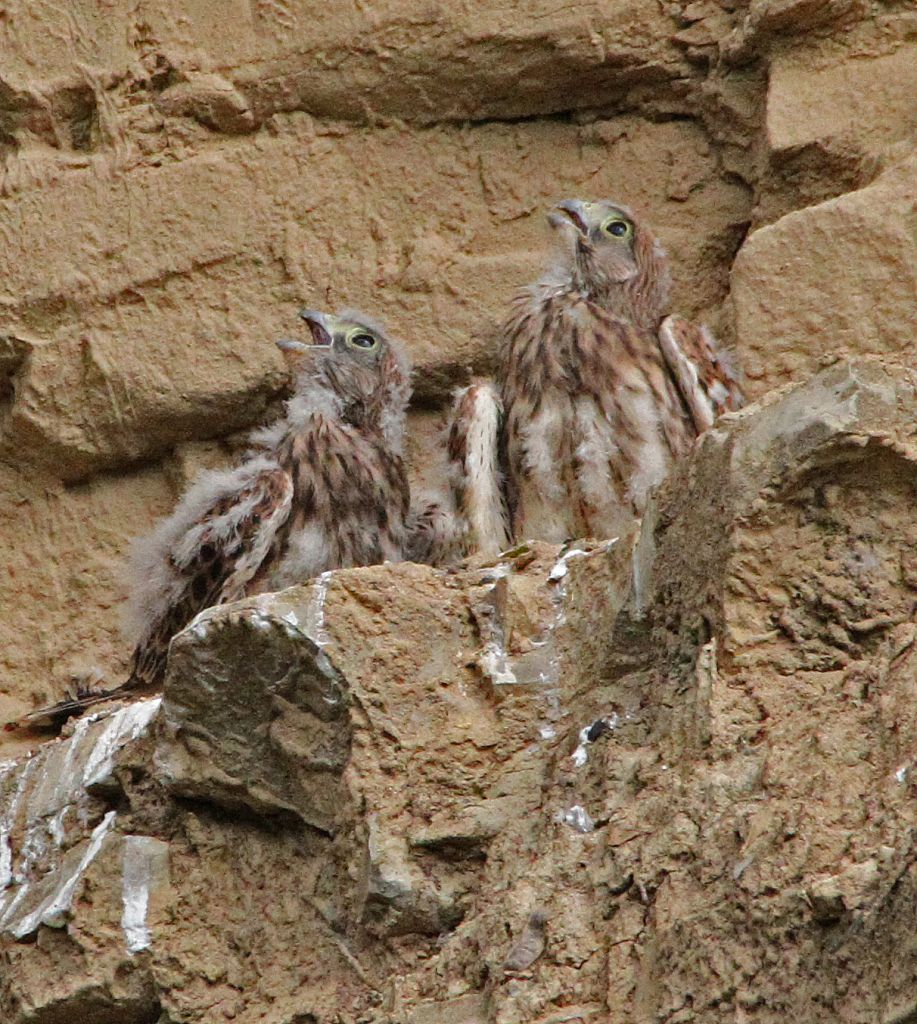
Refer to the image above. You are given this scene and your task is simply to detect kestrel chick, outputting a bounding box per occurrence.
[18,311,413,726]
[448,199,743,551]
[126,309,413,689]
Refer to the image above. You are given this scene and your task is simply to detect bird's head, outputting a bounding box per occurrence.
[547,199,670,326]
[277,310,411,445]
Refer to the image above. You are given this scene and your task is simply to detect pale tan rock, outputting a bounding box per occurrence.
[0,116,745,481]
[155,72,256,135]
[721,0,867,63]
[0,1,686,128]
[0,462,176,719]
[731,159,917,397]
[767,43,917,156]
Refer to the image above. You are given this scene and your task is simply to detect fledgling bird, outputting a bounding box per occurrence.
[447,198,744,551]
[126,308,413,689]
[15,310,413,727]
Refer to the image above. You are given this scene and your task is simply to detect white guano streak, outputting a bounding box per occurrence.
[10,811,117,938]
[306,570,335,647]
[82,698,162,790]
[121,836,155,954]
[559,805,595,834]
[0,759,38,893]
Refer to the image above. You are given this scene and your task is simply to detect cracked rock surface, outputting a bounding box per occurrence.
[1,360,914,1023]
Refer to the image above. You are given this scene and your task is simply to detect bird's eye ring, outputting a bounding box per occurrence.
[347,331,379,351]
[603,218,632,239]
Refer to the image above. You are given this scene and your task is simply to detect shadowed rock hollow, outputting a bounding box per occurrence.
[0,1,915,1021]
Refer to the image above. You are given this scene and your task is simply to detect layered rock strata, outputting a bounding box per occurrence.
[1,0,914,720]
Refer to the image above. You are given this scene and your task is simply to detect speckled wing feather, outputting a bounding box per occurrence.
[11,463,294,729]
[445,381,511,558]
[500,292,695,544]
[657,315,745,433]
[127,463,294,689]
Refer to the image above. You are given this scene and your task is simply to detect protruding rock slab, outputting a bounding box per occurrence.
[0,700,169,1023]
[0,699,162,941]
[732,159,917,395]
[767,43,917,156]
[157,591,351,831]
[598,356,917,1021]
[158,546,635,936]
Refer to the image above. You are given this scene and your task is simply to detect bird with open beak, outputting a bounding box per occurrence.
[15,310,415,728]
[444,198,744,552]
[122,308,414,688]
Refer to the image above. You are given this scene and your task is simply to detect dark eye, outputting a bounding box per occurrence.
[348,333,378,350]
[604,219,630,238]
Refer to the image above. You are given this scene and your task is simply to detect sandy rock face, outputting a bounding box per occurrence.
[0,0,915,1018]
[1,0,913,718]
[1,359,914,1022]
[732,158,917,396]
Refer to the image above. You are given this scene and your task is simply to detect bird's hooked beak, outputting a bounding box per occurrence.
[548,199,590,237]
[298,309,334,347]
[275,310,334,358]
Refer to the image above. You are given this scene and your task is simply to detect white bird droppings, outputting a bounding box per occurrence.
[82,698,162,791]
[10,811,117,938]
[558,805,595,834]
[480,643,518,686]
[548,548,588,582]
[305,570,335,647]
[570,713,620,768]
[121,835,159,954]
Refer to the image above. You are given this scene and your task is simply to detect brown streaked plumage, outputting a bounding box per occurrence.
[16,310,412,728]
[447,198,744,551]
[405,494,465,567]
[445,380,511,559]
[401,382,510,568]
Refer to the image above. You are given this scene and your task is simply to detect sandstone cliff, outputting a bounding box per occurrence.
[0,1,914,1021]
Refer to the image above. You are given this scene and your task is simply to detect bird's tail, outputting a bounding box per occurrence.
[446,381,512,558]
[4,642,162,733]
[3,679,139,732]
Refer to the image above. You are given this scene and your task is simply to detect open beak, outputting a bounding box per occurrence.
[548,199,589,237]
[275,338,312,354]
[276,310,334,357]
[297,309,333,347]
